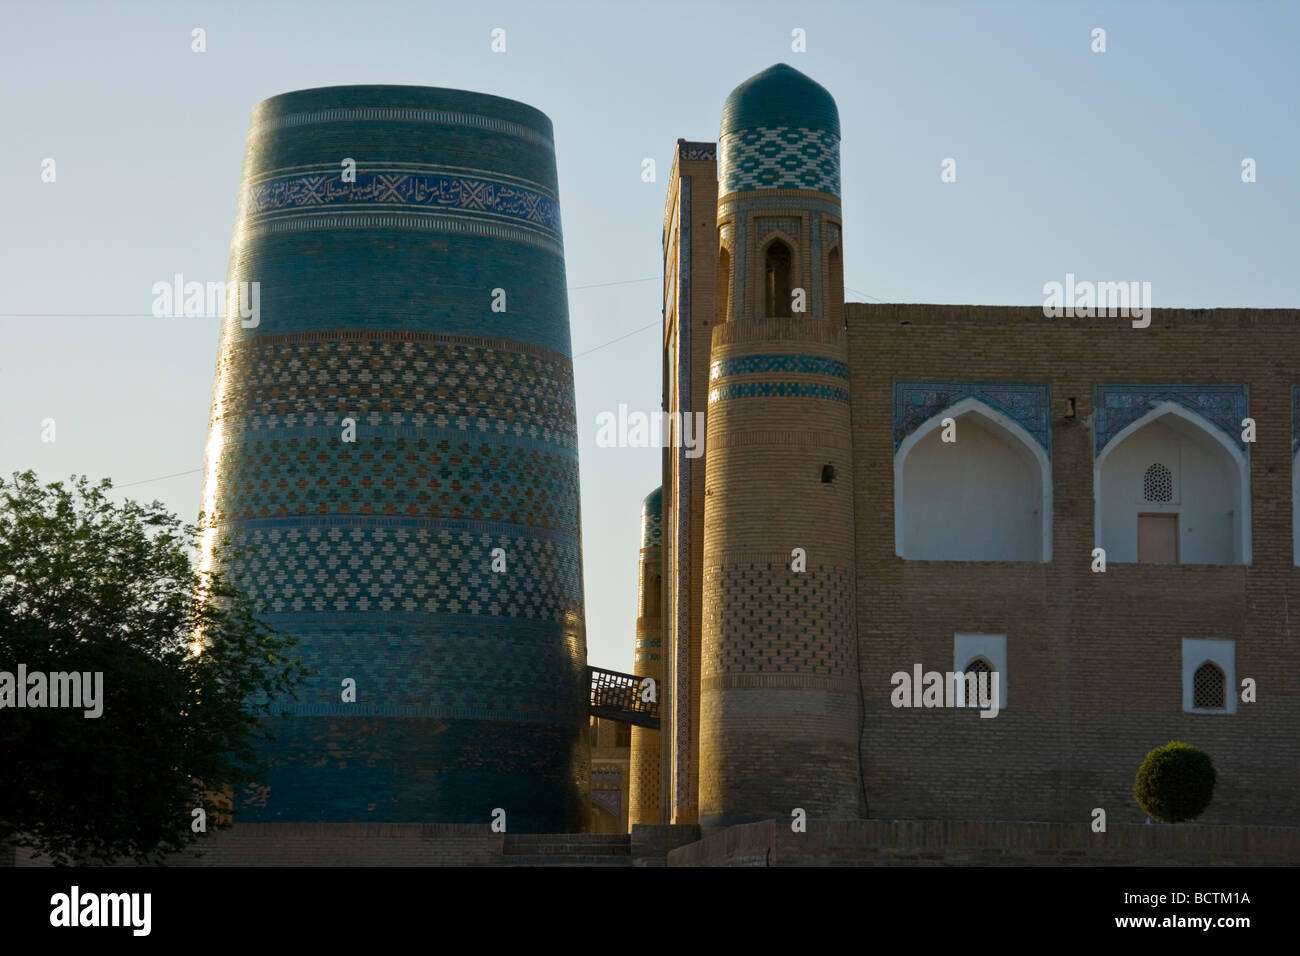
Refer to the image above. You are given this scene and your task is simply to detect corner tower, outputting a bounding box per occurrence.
[629,487,664,826]
[700,64,862,826]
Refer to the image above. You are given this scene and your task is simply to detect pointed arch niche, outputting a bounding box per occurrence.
[759,234,795,318]
[894,397,1052,561]
[715,244,732,324]
[1094,401,1250,565]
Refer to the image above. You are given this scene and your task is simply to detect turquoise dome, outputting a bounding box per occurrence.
[720,63,840,137]
[640,486,663,550]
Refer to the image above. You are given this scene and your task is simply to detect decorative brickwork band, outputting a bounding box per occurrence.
[710,353,849,380]
[241,171,562,237]
[679,142,717,162]
[248,105,555,150]
[709,382,851,404]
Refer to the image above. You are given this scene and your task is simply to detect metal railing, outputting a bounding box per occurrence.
[588,665,660,729]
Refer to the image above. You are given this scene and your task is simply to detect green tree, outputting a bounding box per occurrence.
[0,471,305,865]
[1133,741,1217,823]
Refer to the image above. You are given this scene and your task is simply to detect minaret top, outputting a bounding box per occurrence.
[640,486,663,550]
[720,63,840,138]
[717,64,841,196]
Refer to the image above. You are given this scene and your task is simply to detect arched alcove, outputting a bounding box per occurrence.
[1095,402,1249,565]
[895,397,1051,561]
[763,239,793,317]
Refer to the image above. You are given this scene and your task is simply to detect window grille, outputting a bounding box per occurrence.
[1143,462,1173,502]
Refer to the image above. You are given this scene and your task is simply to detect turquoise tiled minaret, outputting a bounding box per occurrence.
[200,85,588,831]
[702,64,862,826]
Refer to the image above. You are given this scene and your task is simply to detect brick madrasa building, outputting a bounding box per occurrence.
[634,61,1300,840]
[19,64,1297,870]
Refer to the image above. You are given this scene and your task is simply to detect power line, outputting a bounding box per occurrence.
[3,278,882,316]
[568,276,662,291]
[0,276,667,318]
[61,275,888,491]
[574,321,659,357]
[114,468,204,489]
[846,285,887,303]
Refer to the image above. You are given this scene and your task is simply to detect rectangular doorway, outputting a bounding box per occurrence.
[1138,513,1178,563]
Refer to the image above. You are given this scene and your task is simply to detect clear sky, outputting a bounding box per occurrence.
[2,0,1296,672]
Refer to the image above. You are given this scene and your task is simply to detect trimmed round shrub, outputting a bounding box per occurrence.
[1133,741,1216,823]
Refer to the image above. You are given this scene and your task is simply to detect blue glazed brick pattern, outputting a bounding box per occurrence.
[719,126,840,195]
[1094,384,1248,454]
[241,170,562,238]
[206,86,588,829]
[679,141,717,162]
[215,333,576,448]
[250,612,585,719]
[710,353,849,381]
[228,523,582,620]
[211,333,580,530]
[641,507,662,550]
[893,381,1052,455]
[240,716,585,829]
[709,382,850,404]
[225,231,573,354]
[248,105,556,150]
[214,434,578,529]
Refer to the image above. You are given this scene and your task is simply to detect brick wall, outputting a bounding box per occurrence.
[668,820,1300,866]
[10,824,504,867]
[662,145,718,825]
[630,824,702,866]
[849,304,1300,826]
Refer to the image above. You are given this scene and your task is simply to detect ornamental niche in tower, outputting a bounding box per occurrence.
[699,64,862,826]
[629,487,664,826]
[200,85,589,831]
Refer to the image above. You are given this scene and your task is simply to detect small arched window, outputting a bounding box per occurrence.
[1143,463,1173,502]
[963,657,994,710]
[764,240,793,318]
[1193,661,1226,710]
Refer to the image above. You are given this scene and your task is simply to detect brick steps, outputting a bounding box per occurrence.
[501,834,632,867]
[501,854,632,867]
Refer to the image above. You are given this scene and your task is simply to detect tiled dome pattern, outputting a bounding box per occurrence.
[719,126,841,195]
